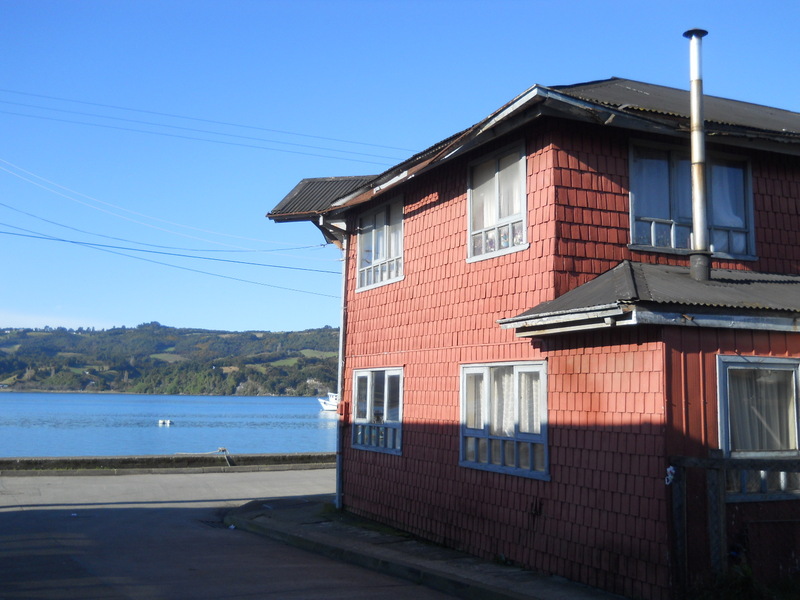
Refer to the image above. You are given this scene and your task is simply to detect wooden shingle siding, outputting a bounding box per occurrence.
[663,327,800,584]
[340,118,800,599]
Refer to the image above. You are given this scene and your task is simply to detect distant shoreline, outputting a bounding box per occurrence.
[0,388,317,397]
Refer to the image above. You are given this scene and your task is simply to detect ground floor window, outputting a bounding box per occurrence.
[352,367,402,454]
[718,355,800,496]
[460,361,548,479]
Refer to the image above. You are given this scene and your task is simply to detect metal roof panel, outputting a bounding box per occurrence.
[268,176,375,221]
[506,261,800,322]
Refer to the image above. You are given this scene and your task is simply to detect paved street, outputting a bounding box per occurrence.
[0,469,453,599]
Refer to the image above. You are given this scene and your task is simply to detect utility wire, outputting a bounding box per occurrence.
[0,109,397,167]
[0,227,341,274]
[0,159,343,263]
[0,87,414,152]
[0,227,340,298]
[0,159,272,249]
[0,198,325,254]
[0,99,404,161]
[0,160,255,249]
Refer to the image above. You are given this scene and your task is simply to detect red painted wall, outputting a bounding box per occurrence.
[664,328,800,586]
[338,119,800,599]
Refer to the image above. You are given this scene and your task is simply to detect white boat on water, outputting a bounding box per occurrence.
[318,393,339,411]
[158,419,173,426]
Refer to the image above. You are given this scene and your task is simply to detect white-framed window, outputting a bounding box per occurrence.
[460,361,548,479]
[630,144,754,258]
[357,199,403,290]
[718,355,800,496]
[352,367,403,454]
[468,145,527,260]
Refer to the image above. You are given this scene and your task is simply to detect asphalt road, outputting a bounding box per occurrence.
[0,469,453,599]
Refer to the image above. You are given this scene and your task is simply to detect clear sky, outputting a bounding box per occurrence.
[1,0,798,332]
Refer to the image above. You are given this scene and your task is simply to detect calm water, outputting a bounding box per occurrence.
[0,392,337,457]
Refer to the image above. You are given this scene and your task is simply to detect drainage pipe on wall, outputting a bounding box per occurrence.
[334,233,348,510]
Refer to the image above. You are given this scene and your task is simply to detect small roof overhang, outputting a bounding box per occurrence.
[500,261,800,337]
[268,176,376,223]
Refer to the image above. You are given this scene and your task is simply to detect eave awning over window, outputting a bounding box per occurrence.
[499,261,800,337]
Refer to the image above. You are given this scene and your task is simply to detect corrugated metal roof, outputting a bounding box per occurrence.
[553,78,800,135]
[268,176,375,222]
[270,78,800,220]
[507,261,800,322]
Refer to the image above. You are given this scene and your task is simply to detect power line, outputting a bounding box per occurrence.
[0,109,397,167]
[0,228,341,274]
[0,99,404,161]
[0,159,344,265]
[0,159,279,250]
[0,198,326,254]
[0,227,341,298]
[0,87,414,152]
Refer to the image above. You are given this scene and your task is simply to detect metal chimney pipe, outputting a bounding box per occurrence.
[684,28,711,281]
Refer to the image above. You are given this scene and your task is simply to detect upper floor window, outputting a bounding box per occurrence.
[357,199,403,290]
[353,367,403,454]
[460,361,548,479]
[468,145,527,260]
[630,145,754,258]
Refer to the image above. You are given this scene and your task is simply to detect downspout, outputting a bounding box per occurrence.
[684,28,712,281]
[335,231,348,510]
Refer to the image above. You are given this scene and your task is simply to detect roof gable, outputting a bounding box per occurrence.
[270,78,800,221]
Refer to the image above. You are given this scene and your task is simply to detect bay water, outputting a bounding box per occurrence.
[0,392,337,458]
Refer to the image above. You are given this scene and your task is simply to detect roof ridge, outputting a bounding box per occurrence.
[613,260,642,302]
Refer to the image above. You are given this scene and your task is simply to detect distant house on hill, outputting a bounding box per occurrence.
[268,75,800,599]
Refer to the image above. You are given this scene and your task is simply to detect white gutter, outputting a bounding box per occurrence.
[503,303,800,338]
[499,303,625,328]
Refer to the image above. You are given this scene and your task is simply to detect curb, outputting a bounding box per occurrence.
[223,511,532,600]
[0,452,335,475]
[0,462,335,477]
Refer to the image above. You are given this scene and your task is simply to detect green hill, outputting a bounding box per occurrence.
[0,322,339,396]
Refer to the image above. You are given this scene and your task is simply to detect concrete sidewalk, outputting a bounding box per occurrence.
[225,493,621,600]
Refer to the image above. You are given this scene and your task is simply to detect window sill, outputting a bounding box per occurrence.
[353,444,402,455]
[467,243,529,264]
[627,244,757,262]
[356,274,405,293]
[459,460,550,481]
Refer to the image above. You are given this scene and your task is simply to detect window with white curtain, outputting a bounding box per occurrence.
[357,199,403,290]
[468,145,527,260]
[630,144,753,257]
[353,367,403,454]
[717,355,800,495]
[460,362,548,479]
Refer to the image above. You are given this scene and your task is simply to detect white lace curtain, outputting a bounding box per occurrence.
[490,367,515,437]
[729,368,797,452]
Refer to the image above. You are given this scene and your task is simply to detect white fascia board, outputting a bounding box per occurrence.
[498,304,624,328]
[332,187,370,208]
[475,86,545,136]
[504,304,800,339]
[502,306,634,337]
[632,307,800,332]
[373,171,408,193]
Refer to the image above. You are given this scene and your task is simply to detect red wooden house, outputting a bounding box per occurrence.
[269,76,800,599]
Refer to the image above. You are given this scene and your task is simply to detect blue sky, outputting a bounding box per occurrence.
[1,0,798,332]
